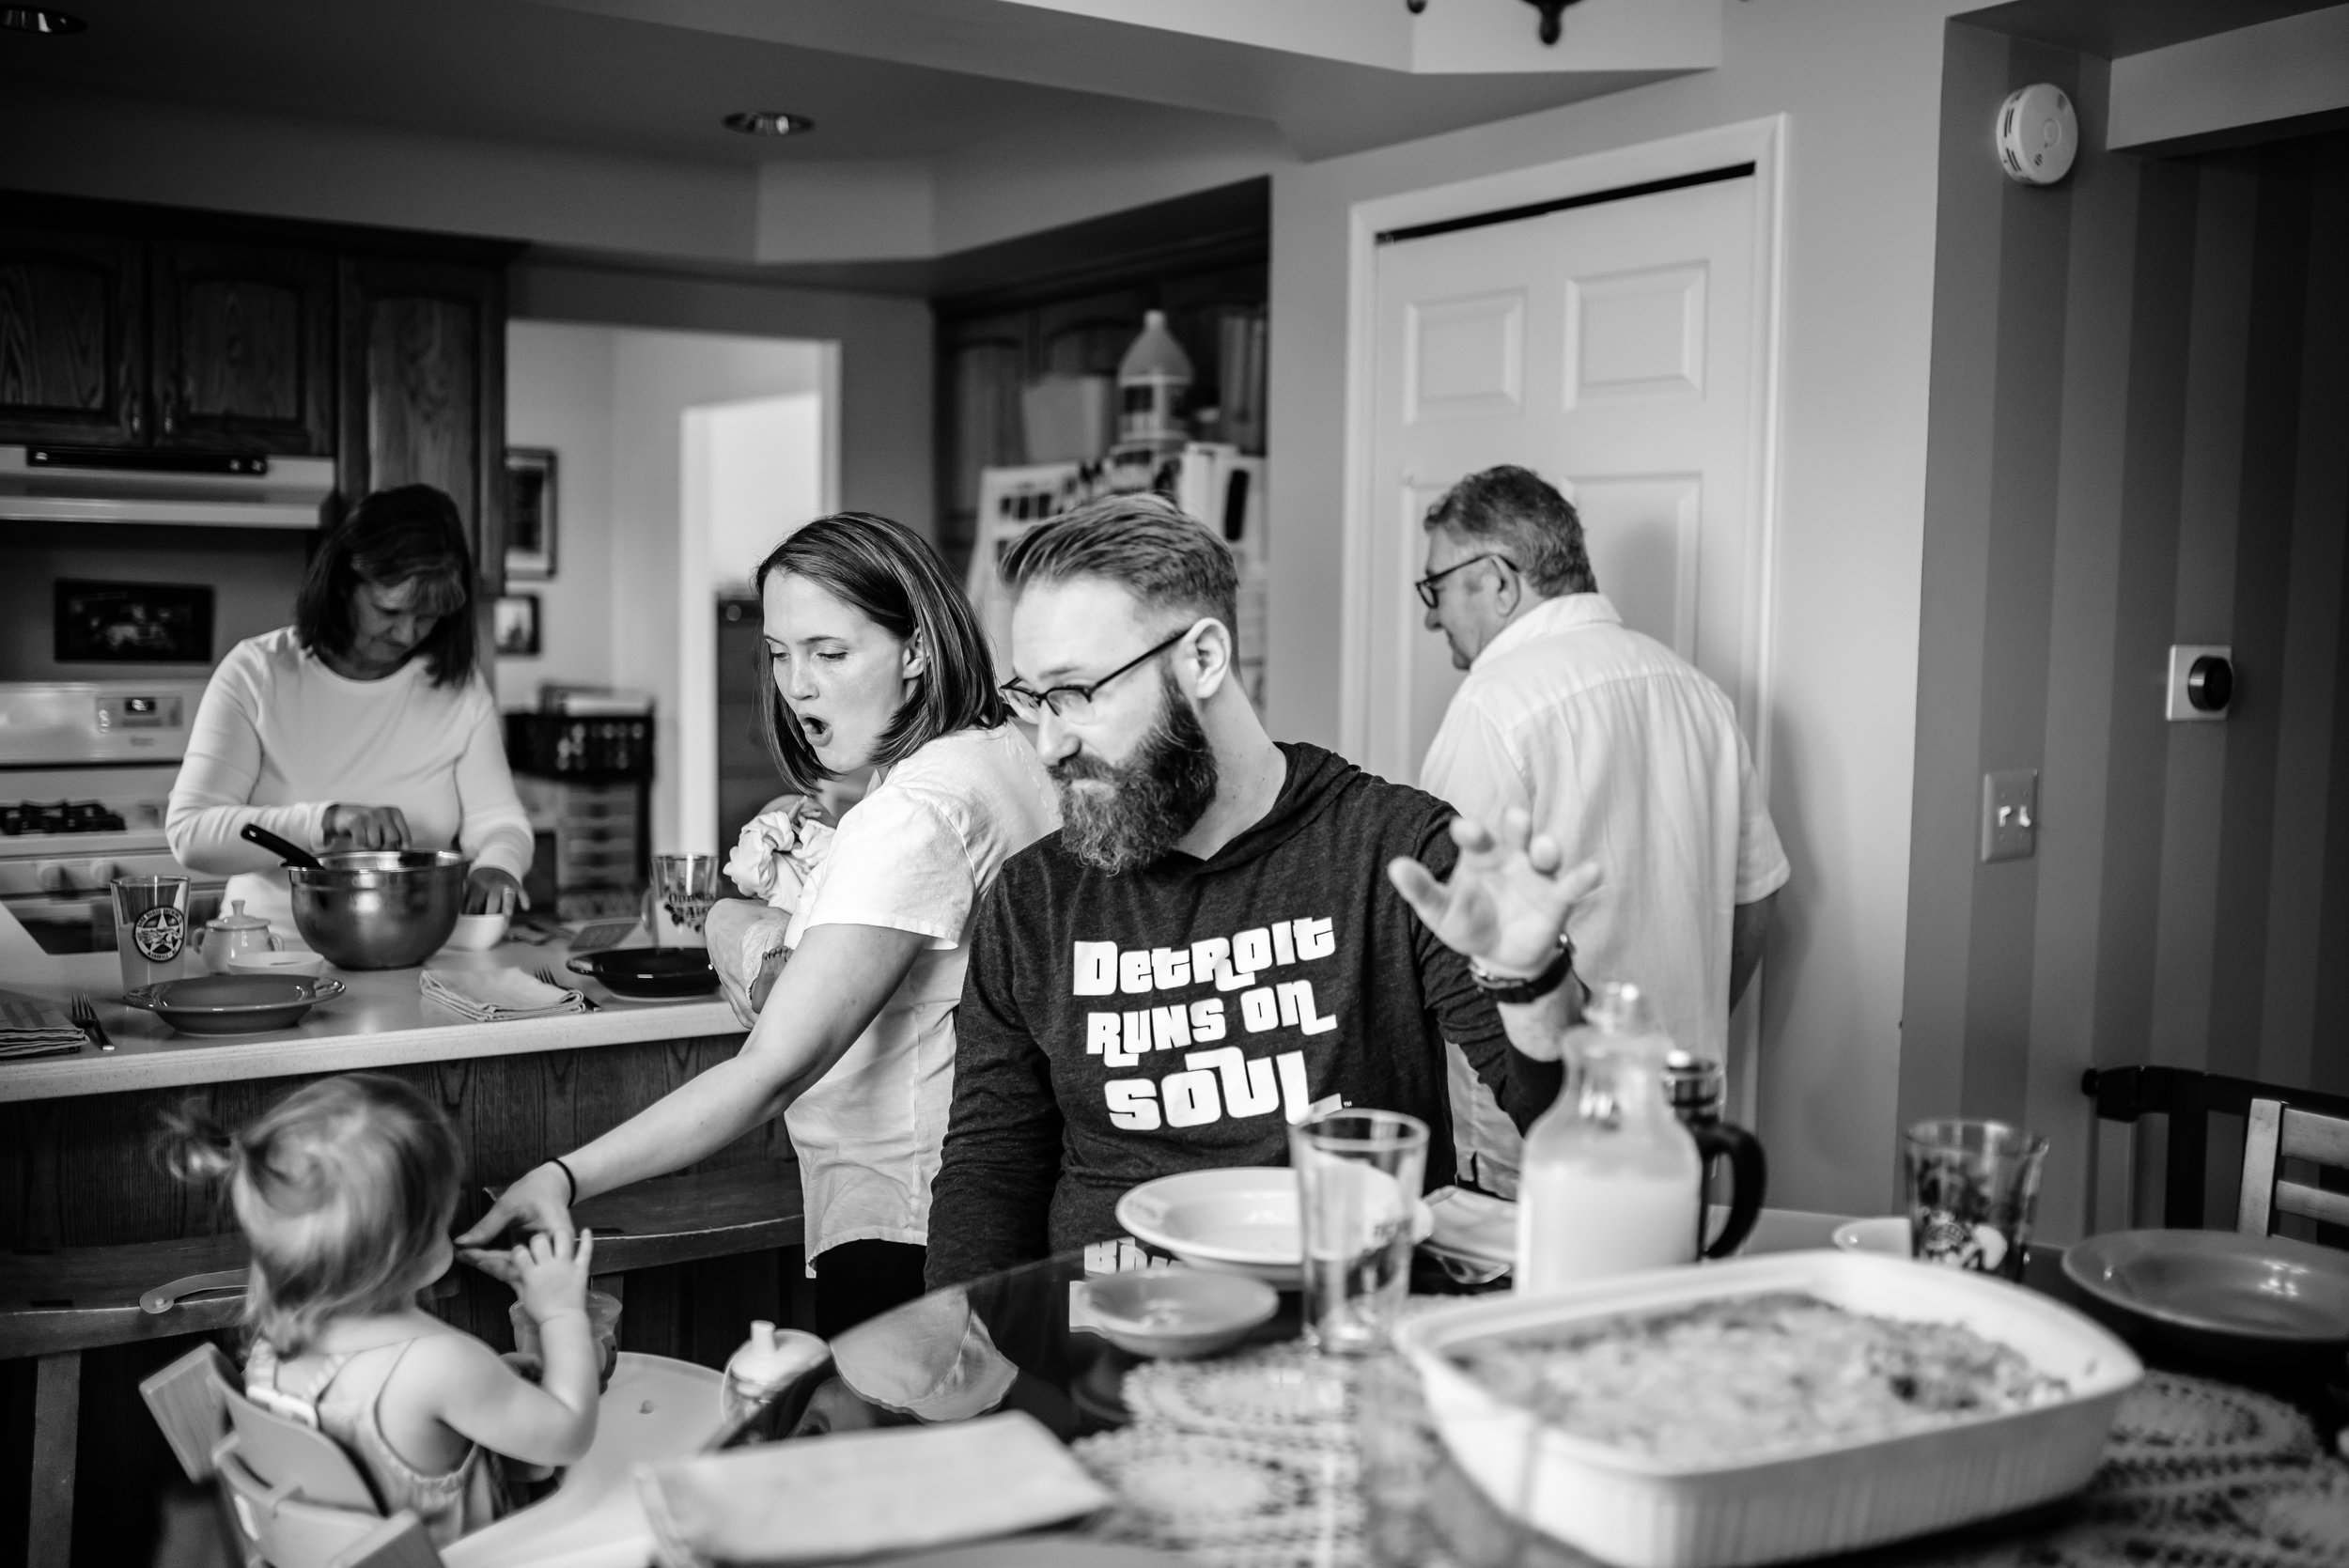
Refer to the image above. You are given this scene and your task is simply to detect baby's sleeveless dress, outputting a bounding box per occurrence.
[244,1337,507,1545]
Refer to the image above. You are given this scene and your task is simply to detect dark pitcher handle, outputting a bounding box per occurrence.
[1695,1122,1767,1259]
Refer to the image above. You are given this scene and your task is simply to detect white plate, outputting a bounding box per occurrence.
[1396,1250,2140,1568]
[1831,1217,1912,1256]
[1114,1167,1436,1289]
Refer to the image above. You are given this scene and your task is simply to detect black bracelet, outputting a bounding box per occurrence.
[1470,934,1576,1006]
[550,1157,579,1208]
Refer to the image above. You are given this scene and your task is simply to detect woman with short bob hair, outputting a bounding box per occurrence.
[168,485,533,933]
[462,512,1057,1335]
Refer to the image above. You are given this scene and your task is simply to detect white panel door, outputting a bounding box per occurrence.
[1365,175,1761,785]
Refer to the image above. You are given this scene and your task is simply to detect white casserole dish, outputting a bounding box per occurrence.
[1393,1250,2141,1568]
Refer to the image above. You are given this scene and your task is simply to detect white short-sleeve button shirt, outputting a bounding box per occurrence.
[1419,594,1788,1196]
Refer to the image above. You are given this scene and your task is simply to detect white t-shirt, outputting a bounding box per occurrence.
[165,629,535,935]
[1419,594,1788,1196]
[781,722,1060,1261]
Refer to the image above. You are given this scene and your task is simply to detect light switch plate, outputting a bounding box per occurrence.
[1981,769,2037,862]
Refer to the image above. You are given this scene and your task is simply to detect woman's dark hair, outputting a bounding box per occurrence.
[753,512,1007,794]
[295,485,478,687]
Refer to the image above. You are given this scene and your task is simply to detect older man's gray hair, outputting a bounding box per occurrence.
[1423,465,1597,598]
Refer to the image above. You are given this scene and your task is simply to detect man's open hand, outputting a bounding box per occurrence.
[1387,808,1600,979]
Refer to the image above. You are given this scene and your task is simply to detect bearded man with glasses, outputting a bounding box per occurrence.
[926,491,1602,1287]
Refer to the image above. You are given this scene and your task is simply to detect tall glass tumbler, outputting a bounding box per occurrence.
[1904,1118,2047,1281]
[651,853,721,948]
[1291,1109,1427,1355]
[112,876,192,993]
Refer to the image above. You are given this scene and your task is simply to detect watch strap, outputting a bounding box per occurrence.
[1470,935,1575,1005]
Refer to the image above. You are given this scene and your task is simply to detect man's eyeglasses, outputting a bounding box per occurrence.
[1002,628,1190,722]
[1414,552,1517,609]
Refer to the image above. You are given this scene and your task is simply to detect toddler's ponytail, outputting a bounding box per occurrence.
[154,1098,240,1186]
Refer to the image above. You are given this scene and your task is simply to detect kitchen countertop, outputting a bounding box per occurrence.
[0,940,742,1102]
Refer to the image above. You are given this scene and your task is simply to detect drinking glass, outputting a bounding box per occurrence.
[1903,1118,2047,1281]
[511,1288,623,1390]
[112,876,191,993]
[651,853,721,948]
[1291,1108,1427,1355]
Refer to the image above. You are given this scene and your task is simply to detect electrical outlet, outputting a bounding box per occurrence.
[1981,769,2037,863]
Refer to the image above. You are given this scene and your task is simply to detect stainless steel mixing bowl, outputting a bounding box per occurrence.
[288,849,467,970]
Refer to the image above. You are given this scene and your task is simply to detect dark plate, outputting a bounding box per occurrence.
[2063,1228,2349,1364]
[124,974,345,1035]
[566,947,719,999]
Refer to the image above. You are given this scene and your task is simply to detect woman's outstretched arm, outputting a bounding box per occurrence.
[456,921,926,1255]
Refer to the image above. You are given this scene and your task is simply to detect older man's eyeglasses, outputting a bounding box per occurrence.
[1001,628,1190,723]
[1414,552,1517,610]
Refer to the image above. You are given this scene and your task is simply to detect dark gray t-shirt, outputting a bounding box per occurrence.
[926,741,1563,1287]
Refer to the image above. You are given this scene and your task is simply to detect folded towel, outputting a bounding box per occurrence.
[420,967,586,1022]
[0,989,87,1060]
[638,1411,1109,1567]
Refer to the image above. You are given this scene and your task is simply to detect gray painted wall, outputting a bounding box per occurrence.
[1904,19,2349,1241]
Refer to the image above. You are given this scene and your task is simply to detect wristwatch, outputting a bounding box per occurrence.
[1470,933,1576,1005]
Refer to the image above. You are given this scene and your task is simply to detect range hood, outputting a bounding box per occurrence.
[0,445,334,530]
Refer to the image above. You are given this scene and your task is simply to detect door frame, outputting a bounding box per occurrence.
[1339,115,1790,792]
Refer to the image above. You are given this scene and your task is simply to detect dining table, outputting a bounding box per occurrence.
[690,1210,2349,1568]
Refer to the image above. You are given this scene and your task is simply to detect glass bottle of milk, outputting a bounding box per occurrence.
[1516,982,1704,1291]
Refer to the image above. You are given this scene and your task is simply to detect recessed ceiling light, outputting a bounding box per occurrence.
[723,110,815,138]
[1,8,87,33]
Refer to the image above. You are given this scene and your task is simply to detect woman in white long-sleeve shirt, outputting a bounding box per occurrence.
[167,485,533,935]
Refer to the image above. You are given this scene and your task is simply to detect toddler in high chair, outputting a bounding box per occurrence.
[163,1073,599,1546]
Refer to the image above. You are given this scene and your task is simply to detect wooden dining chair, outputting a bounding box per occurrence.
[2238,1098,2349,1241]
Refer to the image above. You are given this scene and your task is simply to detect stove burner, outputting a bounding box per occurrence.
[0,800,129,836]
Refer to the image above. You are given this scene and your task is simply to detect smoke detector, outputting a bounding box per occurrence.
[1998,85,2077,186]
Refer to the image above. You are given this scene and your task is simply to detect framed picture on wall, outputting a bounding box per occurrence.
[505,448,557,581]
[493,594,542,657]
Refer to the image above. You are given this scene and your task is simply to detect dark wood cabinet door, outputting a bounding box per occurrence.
[151,241,334,454]
[0,226,145,445]
[339,255,506,598]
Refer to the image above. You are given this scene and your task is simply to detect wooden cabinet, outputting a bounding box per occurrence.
[0,225,145,444]
[150,240,334,454]
[339,254,507,596]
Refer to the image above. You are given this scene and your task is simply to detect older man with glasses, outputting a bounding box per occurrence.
[1415,465,1787,1199]
[926,490,1602,1287]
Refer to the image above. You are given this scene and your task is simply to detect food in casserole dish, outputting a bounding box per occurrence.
[1449,1291,2068,1463]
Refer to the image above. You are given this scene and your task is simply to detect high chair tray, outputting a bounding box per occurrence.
[445,1352,723,1568]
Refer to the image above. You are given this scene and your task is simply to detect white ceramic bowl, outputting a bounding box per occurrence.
[1113,1167,1435,1288]
[225,949,329,979]
[1395,1250,2140,1568]
[1078,1268,1280,1358]
[442,912,511,952]
[1830,1217,1912,1256]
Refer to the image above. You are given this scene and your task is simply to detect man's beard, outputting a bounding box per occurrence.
[1052,671,1220,874]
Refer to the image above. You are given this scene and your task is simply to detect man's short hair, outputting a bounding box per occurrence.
[1422,465,1596,597]
[1001,491,1239,635]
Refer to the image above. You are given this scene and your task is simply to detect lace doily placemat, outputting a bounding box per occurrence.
[1071,1335,2349,1568]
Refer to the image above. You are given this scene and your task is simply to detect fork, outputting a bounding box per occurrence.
[535,967,596,1011]
[68,995,112,1051]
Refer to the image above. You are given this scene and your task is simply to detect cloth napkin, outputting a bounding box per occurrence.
[636,1410,1109,1567]
[0,989,87,1060]
[419,967,586,1021]
[1423,1186,1517,1265]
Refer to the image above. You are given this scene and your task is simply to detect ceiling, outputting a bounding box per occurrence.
[1956,0,2345,56]
[0,0,1177,164]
